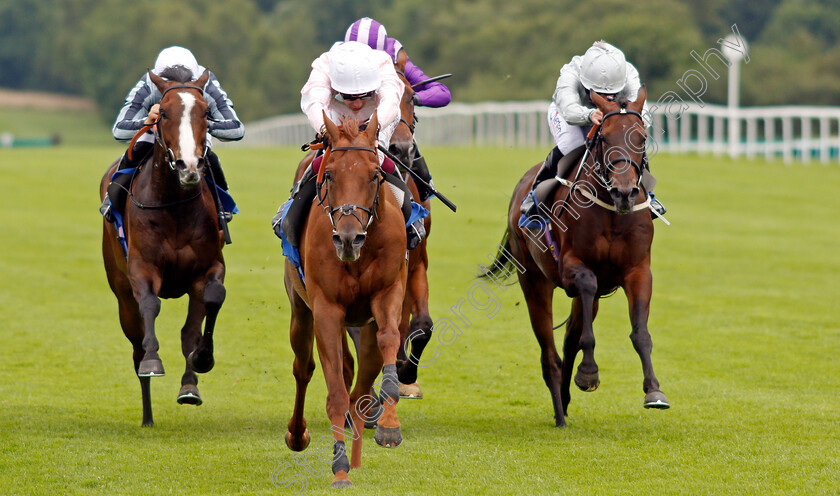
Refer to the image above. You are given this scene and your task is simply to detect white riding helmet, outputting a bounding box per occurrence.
[153,46,200,79]
[579,41,627,94]
[328,41,382,95]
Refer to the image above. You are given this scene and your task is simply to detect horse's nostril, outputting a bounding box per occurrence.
[332,234,342,248]
[353,234,366,247]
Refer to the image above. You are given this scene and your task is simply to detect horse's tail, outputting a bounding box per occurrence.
[478,228,520,285]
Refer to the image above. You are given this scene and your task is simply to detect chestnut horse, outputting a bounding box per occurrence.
[283,111,407,488]
[484,88,669,427]
[100,69,225,427]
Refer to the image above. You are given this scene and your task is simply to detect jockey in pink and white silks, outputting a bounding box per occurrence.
[273,41,428,251]
[344,17,451,202]
[521,41,666,220]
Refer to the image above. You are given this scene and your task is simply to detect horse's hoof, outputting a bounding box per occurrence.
[399,382,423,399]
[331,471,353,488]
[574,371,599,392]
[138,358,165,377]
[141,420,154,427]
[177,384,203,405]
[643,390,670,409]
[285,429,310,452]
[374,425,403,448]
[187,350,215,374]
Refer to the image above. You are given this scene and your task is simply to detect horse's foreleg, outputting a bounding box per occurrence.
[189,274,225,374]
[312,301,352,487]
[348,322,384,469]
[130,275,165,377]
[519,269,565,427]
[178,294,204,405]
[370,283,405,448]
[397,262,433,391]
[562,260,599,392]
[624,266,670,409]
[561,297,599,415]
[286,293,315,452]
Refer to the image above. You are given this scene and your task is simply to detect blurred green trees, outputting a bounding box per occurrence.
[1,0,836,124]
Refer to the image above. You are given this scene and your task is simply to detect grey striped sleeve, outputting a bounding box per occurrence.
[204,72,244,142]
[112,74,158,142]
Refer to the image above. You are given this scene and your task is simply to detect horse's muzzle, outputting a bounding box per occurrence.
[333,231,366,262]
[175,159,202,185]
[609,186,640,214]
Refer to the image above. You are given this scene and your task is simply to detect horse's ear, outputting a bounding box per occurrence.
[193,68,210,89]
[395,49,407,74]
[365,110,379,143]
[590,89,609,111]
[631,84,647,110]
[148,69,167,93]
[322,110,340,143]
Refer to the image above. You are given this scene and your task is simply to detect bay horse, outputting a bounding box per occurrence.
[100,69,225,427]
[283,111,407,488]
[382,50,434,398]
[484,87,669,427]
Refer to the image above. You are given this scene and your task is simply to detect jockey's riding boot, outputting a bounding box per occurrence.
[274,166,317,243]
[100,141,154,222]
[649,191,667,219]
[206,149,233,223]
[410,144,435,202]
[520,146,563,218]
[383,171,426,250]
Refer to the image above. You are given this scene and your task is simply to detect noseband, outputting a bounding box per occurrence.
[317,145,385,235]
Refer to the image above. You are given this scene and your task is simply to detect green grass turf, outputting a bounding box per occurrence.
[1,145,839,495]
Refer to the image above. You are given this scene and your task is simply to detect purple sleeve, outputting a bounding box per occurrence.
[405,59,451,108]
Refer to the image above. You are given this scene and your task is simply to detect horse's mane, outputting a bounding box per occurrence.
[158,65,195,83]
[337,117,363,140]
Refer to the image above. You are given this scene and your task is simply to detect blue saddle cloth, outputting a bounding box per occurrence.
[277,199,430,287]
[517,190,548,230]
[103,168,239,257]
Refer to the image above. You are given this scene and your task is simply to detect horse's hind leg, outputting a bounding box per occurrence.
[188,273,225,374]
[561,297,600,415]
[118,299,154,426]
[286,291,315,452]
[624,266,669,409]
[178,294,205,405]
[519,269,566,427]
[562,261,600,393]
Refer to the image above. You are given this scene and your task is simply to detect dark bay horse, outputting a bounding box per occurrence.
[485,88,669,427]
[283,111,407,488]
[387,50,434,399]
[100,69,225,427]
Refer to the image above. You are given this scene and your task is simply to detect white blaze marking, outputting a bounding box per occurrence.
[177,92,199,168]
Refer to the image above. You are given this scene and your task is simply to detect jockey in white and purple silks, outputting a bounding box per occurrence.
[272,41,429,252]
[345,17,451,201]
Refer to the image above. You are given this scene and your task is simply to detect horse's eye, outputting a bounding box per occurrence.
[323,171,332,182]
[158,109,167,119]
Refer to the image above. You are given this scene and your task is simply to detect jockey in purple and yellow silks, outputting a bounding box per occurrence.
[344,17,451,202]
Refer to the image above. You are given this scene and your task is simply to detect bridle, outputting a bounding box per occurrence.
[589,106,646,190]
[395,70,417,135]
[123,83,209,210]
[316,145,385,235]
